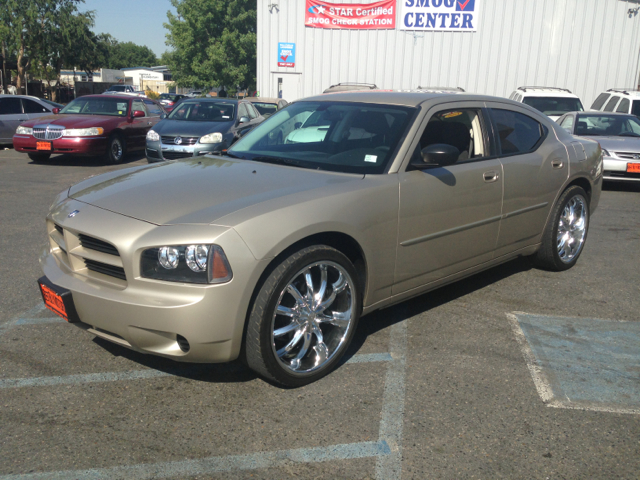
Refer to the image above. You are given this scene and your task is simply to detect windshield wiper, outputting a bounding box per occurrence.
[223,151,244,159]
[618,132,640,137]
[250,156,308,168]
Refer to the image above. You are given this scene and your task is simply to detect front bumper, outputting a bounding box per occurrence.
[13,134,108,156]
[146,139,225,163]
[603,157,640,182]
[41,199,268,363]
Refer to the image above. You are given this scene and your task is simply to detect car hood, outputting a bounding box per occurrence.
[152,119,235,136]
[585,135,640,152]
[68,157,362,226]
[23,114,122,128]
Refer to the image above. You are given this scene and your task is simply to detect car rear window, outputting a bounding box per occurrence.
[521,97,584,116]
[252,102,278,117]
[167,101,235,121]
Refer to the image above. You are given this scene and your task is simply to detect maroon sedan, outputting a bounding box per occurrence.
[13,95,165,163]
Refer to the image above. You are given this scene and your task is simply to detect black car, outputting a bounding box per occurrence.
[145,98,264,162]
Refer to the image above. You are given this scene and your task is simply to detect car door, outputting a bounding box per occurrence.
[487,105,569,258]
[234,103,255,139]
[143,99,164,129]
[129,99,151,150]
[0,97,28,144]
[393,103,503,294]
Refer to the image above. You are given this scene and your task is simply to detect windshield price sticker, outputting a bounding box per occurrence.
[364,154,378,163]
[400,0,480,32]
[305,0,396,30]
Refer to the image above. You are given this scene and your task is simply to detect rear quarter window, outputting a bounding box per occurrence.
[491,109,544,155]
[590,92,610,110]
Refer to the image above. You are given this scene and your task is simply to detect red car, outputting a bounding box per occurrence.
[13,95,166,163]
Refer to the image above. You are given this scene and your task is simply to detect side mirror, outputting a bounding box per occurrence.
[132,110,145,118]
[411,144,460,169]
[239,116,250,124]
[52,107,60,114]
[294,122,302,129]
[160,113,167,119]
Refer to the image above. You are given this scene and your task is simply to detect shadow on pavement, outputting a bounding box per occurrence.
[28,151,147,167]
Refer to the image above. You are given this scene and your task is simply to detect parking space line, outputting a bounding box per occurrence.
[375,320,408,480]
[0,304,49,334]
[0,353,393,389]
[14,317,65,326]
[0,440,391,480]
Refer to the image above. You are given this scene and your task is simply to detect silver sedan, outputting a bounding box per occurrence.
[38,91,602,387]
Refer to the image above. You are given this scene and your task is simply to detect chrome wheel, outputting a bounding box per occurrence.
[557,194,588,263]
[271,261,354,374]
[111,138,123,161]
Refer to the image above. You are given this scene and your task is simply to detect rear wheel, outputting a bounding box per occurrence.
[28,153,51,163]
[245,245,361,387]
[104,134,125,164]
[534,185,589,271]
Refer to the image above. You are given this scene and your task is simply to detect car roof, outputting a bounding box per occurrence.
[0,94,47,101]
[180,97,239,104]
[605,88,640,97]
[245,97,284,104]
[577,111,635,117]
[298,89,488,107]
[514,86,578,98]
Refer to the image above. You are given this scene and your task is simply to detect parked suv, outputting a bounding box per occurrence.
[508,86,584,121]
[589,88,640,117]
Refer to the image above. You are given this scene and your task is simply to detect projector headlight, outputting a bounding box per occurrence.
[16,126,33,135]
[199,132,223,144]
[146,130,160,142]
[141,244,232,284]
[62,127,104,137]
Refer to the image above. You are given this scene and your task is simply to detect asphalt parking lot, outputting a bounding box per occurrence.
[0,148,639,479]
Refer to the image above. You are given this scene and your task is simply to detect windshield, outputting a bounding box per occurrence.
[228,101,415,174]
[523,97,584,116]
[159,94,178,100]
[252,102,278,117]
[59,97,129,116]
[42,99,63,108]
[167,101,235,122]
[574,115,640,137]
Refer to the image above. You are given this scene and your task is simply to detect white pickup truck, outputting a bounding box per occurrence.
[102,85,146,96]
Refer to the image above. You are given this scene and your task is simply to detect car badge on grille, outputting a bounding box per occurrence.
[634,154,640,160]
[68,210,80,218]
[174,136,183,145]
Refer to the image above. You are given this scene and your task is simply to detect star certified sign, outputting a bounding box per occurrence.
[400,0,480,32]
[304,0,396,30]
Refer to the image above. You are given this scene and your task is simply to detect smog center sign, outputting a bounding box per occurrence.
[400,0,479,31]
[305,0,396,30]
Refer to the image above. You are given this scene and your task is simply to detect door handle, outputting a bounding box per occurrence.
[551,160,564,169]
[483,171,499,183]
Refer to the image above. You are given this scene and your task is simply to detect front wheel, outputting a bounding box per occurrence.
[28,153,51,162]
[104,134,125,164]
[245,245,361,387]
[534,185,589,271]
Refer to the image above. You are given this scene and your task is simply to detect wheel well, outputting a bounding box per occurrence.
[566,177,592,203]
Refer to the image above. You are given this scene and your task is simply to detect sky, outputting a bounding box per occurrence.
[80,0,178,59]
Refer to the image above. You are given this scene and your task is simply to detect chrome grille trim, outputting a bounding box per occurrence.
[614,152,640,160]
[161,136,198,145]
[78,234,120,257]
[33,125,64,140]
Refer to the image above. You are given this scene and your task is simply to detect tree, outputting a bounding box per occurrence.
[164,0,256,91]
[107,42,158,70]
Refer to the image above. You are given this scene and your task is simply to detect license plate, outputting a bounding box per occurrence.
[37,276,80,323]
[36,141,52,151]
[627,163,640,173]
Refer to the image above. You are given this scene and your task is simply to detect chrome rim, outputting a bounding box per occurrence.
[111,138,123,160]
[271,261,354,375]
[557,195,588,263]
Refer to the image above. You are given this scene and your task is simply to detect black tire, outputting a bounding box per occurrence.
[534,185,589,271]
[104,134,126,164]
[28,153,51,162]
[245,245,361,387]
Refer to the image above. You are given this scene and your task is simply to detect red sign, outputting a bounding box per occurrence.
[305,0,396,30]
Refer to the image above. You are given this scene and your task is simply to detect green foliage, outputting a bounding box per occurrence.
[164,0,256,90]
[106,42,158,70]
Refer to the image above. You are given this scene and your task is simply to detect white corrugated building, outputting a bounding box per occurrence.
[257,0,640,106]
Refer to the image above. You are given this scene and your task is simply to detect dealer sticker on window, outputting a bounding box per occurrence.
[364,154,377,163]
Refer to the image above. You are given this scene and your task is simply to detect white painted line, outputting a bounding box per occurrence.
[507,313,640,416]
[0,440,391,480]
[0,304,47,334]
[0,353,393,389]
[375,320,408,480]
[14,317,65,326]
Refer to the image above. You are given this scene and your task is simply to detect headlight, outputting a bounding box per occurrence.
[601,148,611,157]
[16,126,33,135]
[140,244,232,284]
[147,130,160,142]
[62,127,104,137]
[199,132,223,144]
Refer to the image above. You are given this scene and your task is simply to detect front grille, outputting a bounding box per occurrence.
[84,259,126,280]
[78,234,119,256]
[163,151,194,160]
[614,152,640,160]
[161,136,198,145]
[33,125,64,140]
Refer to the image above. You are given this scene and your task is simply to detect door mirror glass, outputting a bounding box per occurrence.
[239,116,250,124]
[52,107,60,114]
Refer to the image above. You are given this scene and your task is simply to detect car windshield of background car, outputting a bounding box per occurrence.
[253,102,278,117]
[523,97,584,116]
[167,101,235,122]
[574,115,640,137]
[228,101,415,174]
[59,98,129,116]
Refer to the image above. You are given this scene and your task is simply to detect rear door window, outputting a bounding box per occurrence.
[632,100,640,117]
[616,98,630,113]
[22,99,48,113]
[132,100,147,116]
[590,93,610,110]
[0,97,23,115]
[143,99,163,116]
[603,96,620,112]
[490,109,544,155]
